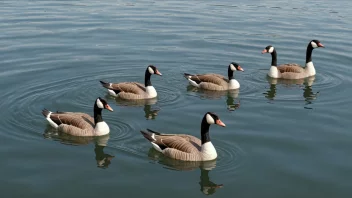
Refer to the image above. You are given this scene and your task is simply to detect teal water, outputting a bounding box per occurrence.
[1,0,352,197]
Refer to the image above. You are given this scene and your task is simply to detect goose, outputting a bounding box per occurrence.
[262,40,324,79]
[41,97,113,137]
[100,65,162,99]
[140,112,226,161]
[183,62,244,90]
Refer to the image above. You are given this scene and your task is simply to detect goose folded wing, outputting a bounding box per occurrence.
[58,124,94,136]
[49,113,94,130]
[278,64,304,73]
[191,74,228,85]
[154,134,201,153]
[111,82,146,94]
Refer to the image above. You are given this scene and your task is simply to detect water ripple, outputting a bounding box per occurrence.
[215,139,246,174]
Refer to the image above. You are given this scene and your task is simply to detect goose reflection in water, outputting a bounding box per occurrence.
[43,128,114,169]
[187,85,240,111]
[264,76,319,106]
[148,148,223,195]
[108,96,160,120]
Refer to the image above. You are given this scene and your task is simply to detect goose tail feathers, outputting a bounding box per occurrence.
[140,130,156,142]
[42,108,50,118]
[141,129,160,142]
[41,108,59,129]
[183,73,194,79]
[141,129,164,152]
[100,80,112,89]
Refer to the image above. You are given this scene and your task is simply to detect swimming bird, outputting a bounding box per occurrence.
[100,65,162,99]
[42,97,113,136]
[183,62,244,90]
[140,112,226,161]
[262,40,324,79]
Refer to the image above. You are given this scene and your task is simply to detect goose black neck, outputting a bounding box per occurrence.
[228,66,234,80]
[271,49,277,66]
[94,106,103,125]
[144,69,152,87]
[306,44,313,63]
[200,117,211,144]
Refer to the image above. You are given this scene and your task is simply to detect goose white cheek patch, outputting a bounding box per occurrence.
[206,114,215,124]
[269,47,274,53]
[311,41,318,48]
[148,67,154,74]
[230,64,236,71]
[96,99,104,108]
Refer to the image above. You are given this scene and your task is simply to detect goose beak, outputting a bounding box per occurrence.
[105,104,113,112]
[155,69,162,76]
[237,65,244,72]
[216,119,226,127]
[261,49,267,54]
[318,43,325,48]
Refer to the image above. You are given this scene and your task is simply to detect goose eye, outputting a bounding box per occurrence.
[105,104,114,112]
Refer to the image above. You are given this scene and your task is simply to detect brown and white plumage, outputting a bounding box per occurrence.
[184,62,244,91]
[262,40,324,79]
[100,65,162,100]
[140,112,226,161]
[42,97,113,137]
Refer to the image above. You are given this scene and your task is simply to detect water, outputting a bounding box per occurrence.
[1,0,352,197]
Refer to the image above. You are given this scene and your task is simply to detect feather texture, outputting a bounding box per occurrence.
[263,40,324,79]
[100,81,151,99]
[100,65,161,99]
[141,130,204,161]
[41,97,112,137]
[42,111,98,136]
[184,73,233,91]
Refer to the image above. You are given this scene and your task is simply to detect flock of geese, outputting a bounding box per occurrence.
[42,39,324,162]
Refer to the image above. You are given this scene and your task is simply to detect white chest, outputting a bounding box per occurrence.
[305,61,316,76]
[268,66,280,78]
[229,79,240,89]
[201,142,218,161]
[146,86,157,98]
[94,121,110,136]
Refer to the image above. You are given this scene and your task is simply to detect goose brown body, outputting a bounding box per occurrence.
[142,130,203,161]
[42,97,113,137]
[101,82,148,99]
[276,64,306,79]
[140,112,226,161]
[186,74,230,91]
[42,110,96,136]
[184,62,244,91]
[100,65,162,100]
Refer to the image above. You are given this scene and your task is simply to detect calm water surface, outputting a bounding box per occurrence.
[1,0,352,197]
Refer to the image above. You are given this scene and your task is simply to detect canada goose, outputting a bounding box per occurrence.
[183,62,244,90]
[262,40,324,79]
[140,112,226,161]
[41,97,113,136]
[100,65,162,99]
